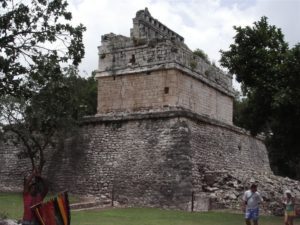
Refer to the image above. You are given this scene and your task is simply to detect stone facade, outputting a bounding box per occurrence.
[0,112,269,206]
[0,140,30,191]
[97,70,232,124]
[1,111,300,213]
[96,8,234,124]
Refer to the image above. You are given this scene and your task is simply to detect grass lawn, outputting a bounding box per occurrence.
[72,207,291,225]
[1,192,299,225]
[0,192,79,219]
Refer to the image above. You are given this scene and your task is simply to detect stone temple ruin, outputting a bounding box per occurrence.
[1,8,300,214]
[96,8,233,124]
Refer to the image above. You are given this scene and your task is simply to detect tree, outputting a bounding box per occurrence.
[220,17,300,178]
[65,70,97,119]
[0,0,87,171]
[0,66,97,171]
[0,0,85,97]
[267,44,300,177]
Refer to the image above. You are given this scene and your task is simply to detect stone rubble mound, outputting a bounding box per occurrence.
[201,169,300,215]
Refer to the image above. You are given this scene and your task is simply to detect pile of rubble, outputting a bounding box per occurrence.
[201,169,300,215]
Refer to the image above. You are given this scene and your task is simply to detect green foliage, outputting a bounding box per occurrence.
[0,0,86,97]
[63,68,97,119]
[220,17,288,95]
[189,60,197,70]
[232,93,247,128]
[267,44,300,177]
[0,67,97,171]
[0,0,89,172]
[193,48,210,64]
[220,17,300,178]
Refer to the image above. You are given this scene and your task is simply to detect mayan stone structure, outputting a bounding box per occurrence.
[2,8,300,214]
[96,8,233,124]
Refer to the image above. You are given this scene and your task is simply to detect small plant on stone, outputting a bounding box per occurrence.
[193,48,211,65]
[190,60,197,71]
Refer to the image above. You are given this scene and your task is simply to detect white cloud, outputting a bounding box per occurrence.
[255,0,300,47]
[67,0,299,91]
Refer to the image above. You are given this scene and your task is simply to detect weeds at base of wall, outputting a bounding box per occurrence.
[0,211,8,220]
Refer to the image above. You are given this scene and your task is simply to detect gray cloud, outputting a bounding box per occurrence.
[68,0,299,82]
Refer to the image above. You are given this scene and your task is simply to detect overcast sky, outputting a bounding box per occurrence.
[68,0,300,83]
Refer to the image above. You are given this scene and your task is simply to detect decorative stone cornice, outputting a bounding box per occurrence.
[82,108,265,141]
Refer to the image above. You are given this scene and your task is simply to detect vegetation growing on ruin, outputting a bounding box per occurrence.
[193,48,211,65]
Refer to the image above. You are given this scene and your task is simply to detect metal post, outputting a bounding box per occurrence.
[191,191,194,212]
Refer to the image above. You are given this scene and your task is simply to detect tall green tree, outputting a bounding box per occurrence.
[0,0,88,171]
[220,17,300,178]
[0,0,85,97]
[0,66,97,171]
[65,70,97,119]
[267,44,300,177]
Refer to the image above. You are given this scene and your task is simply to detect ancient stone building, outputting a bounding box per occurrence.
[96,8,233,125]
[1,8,300,213]
[84,8,272,210]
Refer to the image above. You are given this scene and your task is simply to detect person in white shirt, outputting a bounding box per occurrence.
[242,183,264,225]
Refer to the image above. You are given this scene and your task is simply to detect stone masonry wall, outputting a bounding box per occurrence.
[97,36,232,96]
[0,112,271,211]
[97,69,233,124]
[0,140,30,191]
[130,8,184,43]
[97,9,233,100]
[189,119,270,175]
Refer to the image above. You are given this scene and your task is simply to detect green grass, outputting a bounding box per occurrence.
[1,193,299,225]
[0,192,23,219]
[0,192,79,219]
[72,207,295,225]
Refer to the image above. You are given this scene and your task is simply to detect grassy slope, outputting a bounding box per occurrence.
[1,193,298,225]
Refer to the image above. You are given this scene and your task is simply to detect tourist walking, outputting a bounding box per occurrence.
[283,190,295,225]
[22,168,48,225]
[242,183,264,225]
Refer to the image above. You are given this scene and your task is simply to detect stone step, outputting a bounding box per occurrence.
[70,201,112,210]
[70,201,101,210]
[71,205,112,212]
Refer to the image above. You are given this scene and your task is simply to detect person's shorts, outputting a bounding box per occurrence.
[245,208,259,220]
[285,210,296,217]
